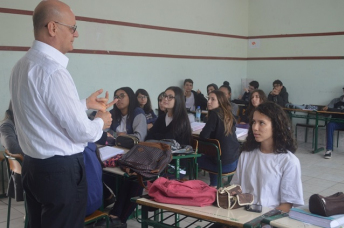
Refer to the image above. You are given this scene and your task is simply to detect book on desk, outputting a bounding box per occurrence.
[289,205,344,228]
[98,146,125,161]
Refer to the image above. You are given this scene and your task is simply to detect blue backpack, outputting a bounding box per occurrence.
[84,142,103,216]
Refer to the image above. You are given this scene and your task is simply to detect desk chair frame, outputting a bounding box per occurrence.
[193,136,235,188]
[3,152,28,228]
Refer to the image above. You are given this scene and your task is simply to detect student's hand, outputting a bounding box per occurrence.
[117,132,127,136]
[147,123,153,130]
[107,132,114,138]
[196,89,201,94]
[322,106,329,111]
[86,89,118,112]
[95,111,112,130]
[244,88,249,93]
[271,88,279,95]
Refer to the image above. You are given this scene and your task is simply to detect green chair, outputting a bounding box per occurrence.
[84,210,109,227]
[193,136,235,188]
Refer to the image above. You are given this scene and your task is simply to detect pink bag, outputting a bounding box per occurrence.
[148,177,217,207]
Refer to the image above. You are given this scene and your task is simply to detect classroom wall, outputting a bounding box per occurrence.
[247,0,344,105]
[0,0,248,123]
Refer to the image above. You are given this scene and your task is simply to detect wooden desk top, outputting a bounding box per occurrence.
[271,216,321,228]
[136,197,271,227]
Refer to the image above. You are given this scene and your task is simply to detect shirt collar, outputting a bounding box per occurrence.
[31,40,69,68]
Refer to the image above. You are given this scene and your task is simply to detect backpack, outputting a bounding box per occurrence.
[117,142,172,179]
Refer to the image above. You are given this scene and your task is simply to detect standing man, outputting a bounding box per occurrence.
[10,1,115,228]
[268,79,289,107]
[322,88,344,159]
[183,79,207,111]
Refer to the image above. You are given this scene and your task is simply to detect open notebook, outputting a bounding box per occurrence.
[98,146,125,161]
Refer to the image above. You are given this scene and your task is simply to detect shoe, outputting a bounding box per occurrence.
[93,217,127,228]
[324,151,332,159]
[104,194,116,208]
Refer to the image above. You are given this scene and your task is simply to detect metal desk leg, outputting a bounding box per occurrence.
[175,159,180,180]
[313,112,324,154]
[141,205,149,228]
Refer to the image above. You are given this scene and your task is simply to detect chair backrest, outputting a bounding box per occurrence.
[191,138,198,153]
[192,136,221,158]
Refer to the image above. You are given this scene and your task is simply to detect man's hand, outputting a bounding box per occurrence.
[270,88,280,96]
[95,111,112,130]
[196,89,201,94]
[322,106,329,111]
[86,89,118,112]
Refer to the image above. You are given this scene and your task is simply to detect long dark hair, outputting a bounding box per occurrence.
[246,89,267,116]
[165,86,192,144]
[135,88,152,114]
[242,101,297,154]
[157,92,165,116]
[208,90,234,136]
[3,102,14,123]
[112,87,138,124]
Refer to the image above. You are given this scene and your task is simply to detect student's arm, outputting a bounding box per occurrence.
[145,115,164,140]
[0,121,24,155]
[200,111,217,139]
[130,113,147,142]
[146,111,158,124]
[278,91,289,107]
[267,93,274,101]
[195,91,208,110]
[276,203,293,213]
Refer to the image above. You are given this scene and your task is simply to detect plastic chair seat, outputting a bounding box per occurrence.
[84,210,109,226]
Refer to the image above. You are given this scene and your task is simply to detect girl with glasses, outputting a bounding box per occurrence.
[198,90,240,187]
[135,89,157,130]
[146,86,191,146]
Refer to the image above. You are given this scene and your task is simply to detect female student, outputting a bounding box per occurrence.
[231,101,303,212]
[197,90,240,187]
[239,89,267,124]
[97,87,147,144]
[146,86,192,145]
[98,87,147,228]
[207,83,218,95]
[135,88,157,130]
[157,92,166,116]
[219,81,238,118]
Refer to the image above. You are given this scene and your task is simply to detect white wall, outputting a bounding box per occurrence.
[247,0,344,105]
[0,0,249,123]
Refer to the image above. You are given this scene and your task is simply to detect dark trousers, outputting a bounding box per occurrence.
[22,153,87,228]
[326,121,344,151]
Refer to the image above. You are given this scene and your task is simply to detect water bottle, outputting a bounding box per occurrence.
[195,106,201,122]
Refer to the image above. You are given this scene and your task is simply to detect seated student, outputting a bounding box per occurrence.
[239,80,259,102]
[97,87,147,144]
[135,89,157,130]
[239,89,267,124]
[146,86,192,145]
[197,90,240,187]
[219,81,239,118]
[322,88,344,159]
[157,92,166,116]
[183,79,207,111]
[207,83,218,95]
[0,102,24,155]
[268,79,289,107]
[231,102,303,212]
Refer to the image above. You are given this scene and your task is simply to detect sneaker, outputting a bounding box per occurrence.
[324,151,332,159]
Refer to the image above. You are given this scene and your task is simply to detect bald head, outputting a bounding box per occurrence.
[33,0,71,38]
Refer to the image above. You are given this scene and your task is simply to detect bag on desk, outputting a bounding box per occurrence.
[309,192,344,217]
[118,142,172,178]
[216,185,253,209]
[115,135,139,149]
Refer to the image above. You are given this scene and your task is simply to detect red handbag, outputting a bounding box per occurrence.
[148,177,217,207]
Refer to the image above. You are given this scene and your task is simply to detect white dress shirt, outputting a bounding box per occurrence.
[10,40,104,159]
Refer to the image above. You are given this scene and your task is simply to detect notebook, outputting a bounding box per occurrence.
[289,205,344,228]
[236,127,248,138]
[98,146,125,161]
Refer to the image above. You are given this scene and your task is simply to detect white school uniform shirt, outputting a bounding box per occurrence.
[185,93,195,111]
[10,40,104,159]
[231,148,304,208]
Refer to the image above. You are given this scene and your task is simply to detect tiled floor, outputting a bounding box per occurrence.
[1,140,343,228]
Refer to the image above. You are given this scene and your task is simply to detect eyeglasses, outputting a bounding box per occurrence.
[137,95,148,100]
[162,94,175,101]
[114,93,126,100]
[45,21,77,34]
